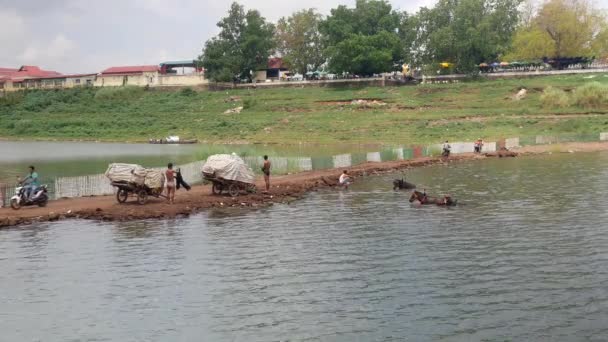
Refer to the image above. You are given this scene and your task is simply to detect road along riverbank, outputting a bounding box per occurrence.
[1,141,607,229]
[0,154,489,228]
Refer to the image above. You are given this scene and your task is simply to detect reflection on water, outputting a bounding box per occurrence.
[2,153,608,341]
[0,140,392,182]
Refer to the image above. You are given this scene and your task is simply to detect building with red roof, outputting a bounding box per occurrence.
[0,62,207,91]
[267,58,288,70]
[22,73,98,89]
[96,65,160,87]
[0,68,18,77]
[0,65,62,90]
[254,58,291,83]
[100,65,160,75]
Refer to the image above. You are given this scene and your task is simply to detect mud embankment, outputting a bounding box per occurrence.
[1,155,488,228]
[3,142,607,229]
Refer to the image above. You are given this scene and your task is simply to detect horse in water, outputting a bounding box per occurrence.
[393,178,416,191]
[409,190,457,206]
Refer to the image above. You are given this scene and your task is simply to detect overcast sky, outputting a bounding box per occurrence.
[1,0,606,73]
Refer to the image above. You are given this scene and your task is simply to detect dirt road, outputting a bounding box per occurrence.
[0,155,486,228]
[2,141,607,229]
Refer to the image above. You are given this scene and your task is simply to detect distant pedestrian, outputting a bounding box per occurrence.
[474,138,484,153]
[165,163,176,204]
[262,155,271,193]
[442,141,451,157]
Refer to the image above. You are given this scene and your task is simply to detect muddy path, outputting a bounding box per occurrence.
[2,142,607,229]
[0,155,484,228]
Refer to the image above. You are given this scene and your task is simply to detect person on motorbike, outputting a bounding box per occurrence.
[20,166,39,200]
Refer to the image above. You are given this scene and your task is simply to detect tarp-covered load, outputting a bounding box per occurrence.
[144,169,165,190]
[202,154,255,184]
[105,163,165,189]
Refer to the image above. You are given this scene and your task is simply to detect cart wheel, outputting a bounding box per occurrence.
[137,190,148,205]
[10,198,20,210]
[212,183,222,195]
[116,189,129,203]
[228,183,239,197]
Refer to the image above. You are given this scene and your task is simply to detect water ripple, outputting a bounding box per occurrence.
[1,153,608,341]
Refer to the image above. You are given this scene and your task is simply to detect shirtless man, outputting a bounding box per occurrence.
[262,155,271,193]
[339,170,352,189]
[165,163,177,204]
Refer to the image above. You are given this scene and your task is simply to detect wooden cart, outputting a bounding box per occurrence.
[111,181,166,205]
[203,173,256,197]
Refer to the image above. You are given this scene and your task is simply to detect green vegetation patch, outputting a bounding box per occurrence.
[1,74,608,145]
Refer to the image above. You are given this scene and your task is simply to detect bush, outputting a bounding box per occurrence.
[540,87,570,108]
[573,82,608,109]
[179,87,196,97]
[94,86,144,101]
[243,98,257,109]
[0,91,24,106]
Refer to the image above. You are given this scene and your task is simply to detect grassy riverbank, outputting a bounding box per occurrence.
[1,74,607,144]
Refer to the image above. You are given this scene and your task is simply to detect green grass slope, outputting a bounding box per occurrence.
[1,74,607,144]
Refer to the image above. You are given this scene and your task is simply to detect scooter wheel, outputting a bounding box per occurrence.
[38,199,48,207]
[10,198,20,210]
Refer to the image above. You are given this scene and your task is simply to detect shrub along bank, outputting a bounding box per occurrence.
[1,74,608,145]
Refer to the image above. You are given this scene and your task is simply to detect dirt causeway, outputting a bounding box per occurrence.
[1,141,607,229]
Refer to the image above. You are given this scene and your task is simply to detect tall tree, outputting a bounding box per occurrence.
[200,2,275,82]
[408,0,522,72]
[591,23,608,59]
[276,9,325,74]
[536,0,605,57]
[507,0,608,59]
[320,0,402,75]
[505,26,555,60]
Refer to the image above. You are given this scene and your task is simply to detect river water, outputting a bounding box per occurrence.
[0,141,389,183]
[2,153,608,341]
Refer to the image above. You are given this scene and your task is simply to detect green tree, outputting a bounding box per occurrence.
[504,27,555,60]
[591,24,608,58]
[328,31,401,75]
[200,2,275,82]
[507,0,608,59]
[536,0,606,57]
[408,0,522,72]
[276,9,325,74]
[320,0,402,75]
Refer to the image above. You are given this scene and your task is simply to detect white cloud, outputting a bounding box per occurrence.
[132,0,176,16]
[47,34,77,59]
[0,9,28,62]
[1,0,606,73]
[20,34,76,64]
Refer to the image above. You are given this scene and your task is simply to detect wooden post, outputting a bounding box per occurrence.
[0,183,5,208]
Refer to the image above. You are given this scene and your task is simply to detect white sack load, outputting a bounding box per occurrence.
[144,169,165,190]
[105,163,165,189]
[202,154,255,184]
[105,163,146,185]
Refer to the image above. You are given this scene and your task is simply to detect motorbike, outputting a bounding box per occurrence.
[10,185,49,210]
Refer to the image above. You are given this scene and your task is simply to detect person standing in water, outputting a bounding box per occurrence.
[165,163,177,204]
[262,155,271,193]
[339,170,352,189]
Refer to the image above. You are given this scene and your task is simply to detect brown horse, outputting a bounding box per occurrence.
[409,190,457,206]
